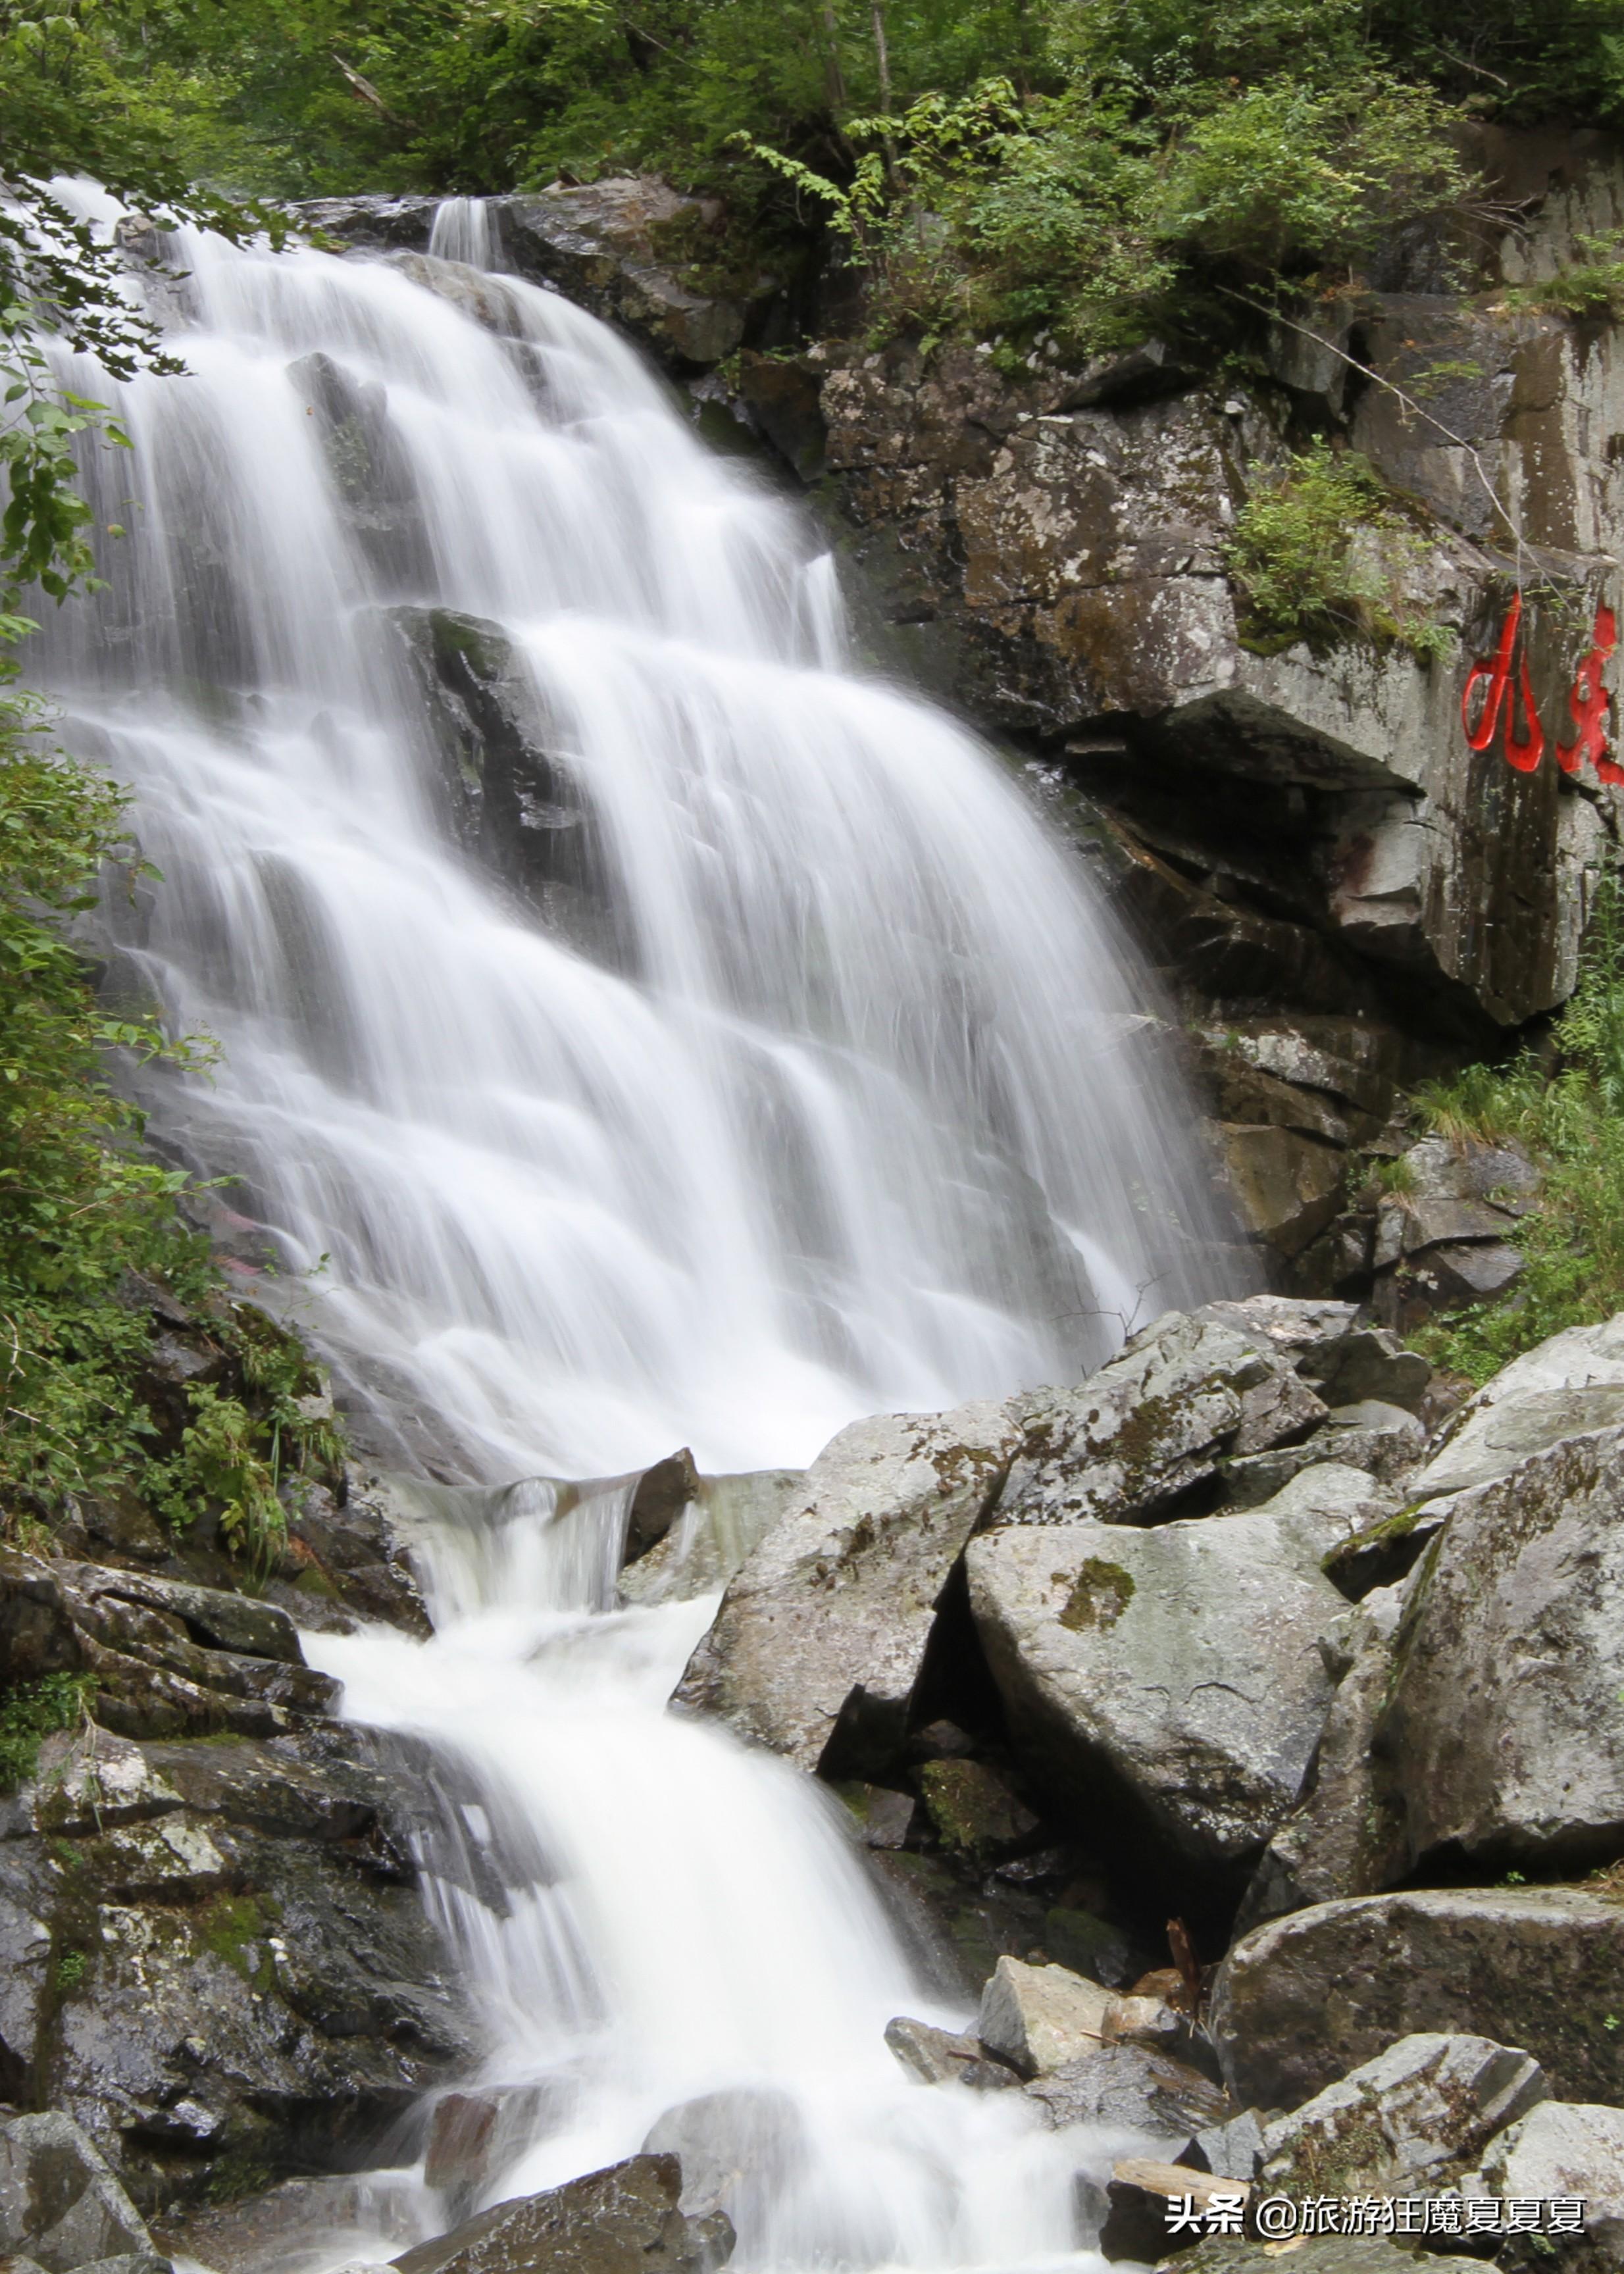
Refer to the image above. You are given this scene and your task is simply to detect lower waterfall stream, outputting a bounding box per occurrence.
[36,187,1236,2273]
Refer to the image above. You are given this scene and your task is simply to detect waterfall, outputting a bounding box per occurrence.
[39,180,1228,1484]
[30,186,1236,2271]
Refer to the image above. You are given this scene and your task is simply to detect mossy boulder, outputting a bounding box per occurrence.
[1211,1887,1624,2110]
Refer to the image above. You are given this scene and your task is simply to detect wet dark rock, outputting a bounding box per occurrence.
[1024,2044,1228,2144]
[623,1450,701,1564]
[288,351,431,586]
[733,353,826,482]
[1210,1888,1624,2110]
[0,2111,155,2271]
[863,1848,1050,2004]
[915,1759,1037,1863]
[384,605,618,957]
[422,2087,570,2206]
[278,1464,432,1640]
[672,1402,1020,1777]
[1100,2160,1246,2261]
[391,2153,733,2274]
[498,179,772,372]
[0,1551,338,1741]
[833,1782,915,1850]
[159,2171,433,2274]
[617,1469,804,1606]
[299,197,440,253]
[0,1713,473,2214]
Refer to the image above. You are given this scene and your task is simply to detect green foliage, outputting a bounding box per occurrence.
[1225,442,1454,661]
[1506,230,1624,325]
[0,1670,92,1791]
[0,716,339,1558]
[1415,881,1624,1384]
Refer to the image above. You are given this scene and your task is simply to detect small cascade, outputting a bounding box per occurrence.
[307,1485,1141,2273]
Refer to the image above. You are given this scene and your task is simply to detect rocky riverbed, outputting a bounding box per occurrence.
[5,1289,1624,2271]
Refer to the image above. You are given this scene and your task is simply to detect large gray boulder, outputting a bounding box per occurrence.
[965,1473,1366,1879]
[392,2155,732,2274]
[1411,1311,1624,1502]
[1234,1608,1408,1931]
[1465,2103,1624,2271]
[1377,1424,1624,1876]
[992,1311,1327,1528]
[0,2113,153,2273]
[977,1957,1111,2076]
[1210,1888,1624,2111]
[672,1403,1020,1775]
[1257,2033,1547,2198]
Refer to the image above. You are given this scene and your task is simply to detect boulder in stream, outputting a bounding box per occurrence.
[992,1310,1327,1529]
[391,2152,733,2274]
[977,1956,1111,2077]
[672,1402,1021,1777]
[965,1472,1367,1891]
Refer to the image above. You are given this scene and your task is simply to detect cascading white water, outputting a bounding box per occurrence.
[30,186,1238,2272]
[40,181,1228,1484]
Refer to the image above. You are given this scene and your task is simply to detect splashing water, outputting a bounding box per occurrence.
[31,186,1236,2271]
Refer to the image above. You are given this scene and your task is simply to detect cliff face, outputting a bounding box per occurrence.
[811,137,1624,1048]
[784,132,1624,1294]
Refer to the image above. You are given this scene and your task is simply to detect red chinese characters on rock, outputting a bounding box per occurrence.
[1461,594,1620,783]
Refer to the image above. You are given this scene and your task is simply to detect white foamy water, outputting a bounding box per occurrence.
[32,186,1233,2271]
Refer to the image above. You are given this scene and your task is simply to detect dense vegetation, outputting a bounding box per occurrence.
[1408,884,1624,1386]
[0,724,341,1561]
[5,0,1624,367]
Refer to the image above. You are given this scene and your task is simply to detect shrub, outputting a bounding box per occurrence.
[1506,230,1624,324]
[0,1671,93,1792]
[1414,879,1624,1382]
[0,718,338,1567]
[1224,442,1454,661]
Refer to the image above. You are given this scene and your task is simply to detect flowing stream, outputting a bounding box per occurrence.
[35,188,1234,2271]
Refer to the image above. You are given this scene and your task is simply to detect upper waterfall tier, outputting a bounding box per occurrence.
[36,183,1232,1478]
